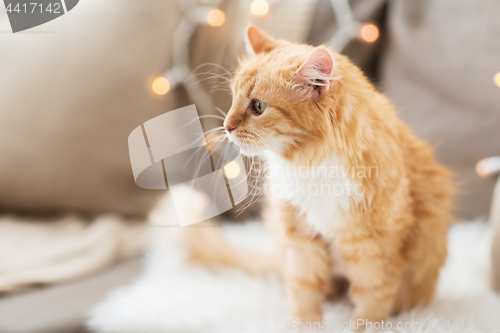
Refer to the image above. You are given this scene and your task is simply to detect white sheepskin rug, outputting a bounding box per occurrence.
[87,219,500,333]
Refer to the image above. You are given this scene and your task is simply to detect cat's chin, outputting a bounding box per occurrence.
[228,138,264,157]
[227,133,270,157]
[237,145,263,157]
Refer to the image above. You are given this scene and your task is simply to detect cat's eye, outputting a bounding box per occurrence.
[251,99,267,115]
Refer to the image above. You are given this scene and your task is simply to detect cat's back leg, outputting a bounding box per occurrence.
[393,218,448,313]
[394,143,454,312]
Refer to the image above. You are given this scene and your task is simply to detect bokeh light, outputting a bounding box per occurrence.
[152,77,170,95]
[476,160,489,177]
[207,9,225,27]
[251,0,269,16]
[224,161,240,179]
[360,23,379,43]
[476,157,500,177]
[494,72,500,87]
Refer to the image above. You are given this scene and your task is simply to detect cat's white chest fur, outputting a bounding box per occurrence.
[265,152,363,236]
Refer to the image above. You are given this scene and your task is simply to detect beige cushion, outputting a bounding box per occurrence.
[0,0,182,216]
[0,214,146,293]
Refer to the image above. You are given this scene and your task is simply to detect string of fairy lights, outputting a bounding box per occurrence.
[150,0,380,96]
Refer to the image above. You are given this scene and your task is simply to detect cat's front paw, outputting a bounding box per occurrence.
[350,311,386,332]
[293,311,323,328]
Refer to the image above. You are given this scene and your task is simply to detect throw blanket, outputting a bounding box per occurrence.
[0,214,146,293]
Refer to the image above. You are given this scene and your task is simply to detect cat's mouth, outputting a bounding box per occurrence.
[227,131,266,157]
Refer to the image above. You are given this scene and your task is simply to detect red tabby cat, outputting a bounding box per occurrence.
[186,25,454,329]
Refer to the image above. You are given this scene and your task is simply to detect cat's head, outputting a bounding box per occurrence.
[224,25,341,162]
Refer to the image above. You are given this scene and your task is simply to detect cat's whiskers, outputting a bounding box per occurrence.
[176,126,227,171]
[188,72,232,83]
[198,115,226,122]
[247,136,270,201]
[215,107,228,118]
[210,88,233,94]
[233,154,255,206]
[183,127,227,172]
[236,138,268,215]
[231,154,258,205]
[250,154,268,203]
[179,126,225,152]
[187,73,232,90]
[192,63,235,77]
[187,63,237,91]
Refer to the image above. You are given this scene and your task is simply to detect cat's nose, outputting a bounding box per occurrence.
[225,124,237,133]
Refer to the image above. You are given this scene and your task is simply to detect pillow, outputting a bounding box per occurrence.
[0,0,182,216]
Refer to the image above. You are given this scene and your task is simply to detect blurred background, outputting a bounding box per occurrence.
[0,0,499,332]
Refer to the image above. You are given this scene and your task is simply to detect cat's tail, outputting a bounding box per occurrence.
[151,187,279,277]
[182,223,280,276]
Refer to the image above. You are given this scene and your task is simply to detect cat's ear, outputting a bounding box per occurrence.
[245,25,278,54]
[296,48,335,98]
